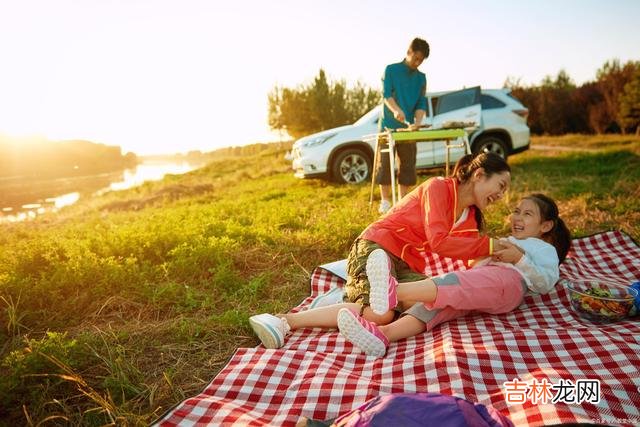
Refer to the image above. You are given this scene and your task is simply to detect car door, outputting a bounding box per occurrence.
[430,86,482,165]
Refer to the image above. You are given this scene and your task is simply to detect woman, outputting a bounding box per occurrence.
[250,152,511,349]
[338,193,571,358]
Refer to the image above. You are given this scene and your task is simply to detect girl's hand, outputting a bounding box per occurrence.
[492,240,525,264]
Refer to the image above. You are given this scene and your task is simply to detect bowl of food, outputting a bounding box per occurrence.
[566,280,637,323]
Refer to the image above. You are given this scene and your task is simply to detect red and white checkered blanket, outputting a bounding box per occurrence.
[156,231,640,426]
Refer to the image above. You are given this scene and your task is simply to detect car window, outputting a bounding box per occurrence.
[353,107,381,126]
[430,97,439,116]
[481,94,506,109]
[435,86,480,115]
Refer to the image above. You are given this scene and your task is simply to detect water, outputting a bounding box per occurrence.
[0,160,204,223]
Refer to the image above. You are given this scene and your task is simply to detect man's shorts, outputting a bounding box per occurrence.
[375,140,417,186]
[343,238,426,306]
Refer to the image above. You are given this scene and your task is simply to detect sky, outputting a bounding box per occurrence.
[0,0,639,155]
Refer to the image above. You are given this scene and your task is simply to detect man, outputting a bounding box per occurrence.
[376,37,429,214]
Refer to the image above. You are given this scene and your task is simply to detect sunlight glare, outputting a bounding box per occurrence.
[108,163,194,191]
[47,192,80,209]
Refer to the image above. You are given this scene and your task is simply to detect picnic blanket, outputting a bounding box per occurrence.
[156,231,640,427]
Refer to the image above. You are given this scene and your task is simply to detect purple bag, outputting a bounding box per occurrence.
[331,392,514,427]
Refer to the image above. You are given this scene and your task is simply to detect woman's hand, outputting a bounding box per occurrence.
[492,240,525,264]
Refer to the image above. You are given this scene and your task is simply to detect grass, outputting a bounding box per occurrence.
[0,134,639,425]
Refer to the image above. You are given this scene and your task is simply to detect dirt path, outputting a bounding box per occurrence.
[531,144,596,151]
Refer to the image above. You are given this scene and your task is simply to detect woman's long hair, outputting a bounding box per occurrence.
[452,152,511,231]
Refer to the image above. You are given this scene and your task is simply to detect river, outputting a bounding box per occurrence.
[0,159,205,223]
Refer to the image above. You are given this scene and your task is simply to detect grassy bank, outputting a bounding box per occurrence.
[1,134,639,425]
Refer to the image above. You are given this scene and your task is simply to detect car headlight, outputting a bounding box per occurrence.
[300,133,337,148]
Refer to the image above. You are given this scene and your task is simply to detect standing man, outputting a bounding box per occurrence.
[376,37,429,214]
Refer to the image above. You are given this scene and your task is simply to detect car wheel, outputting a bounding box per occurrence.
[331,148,371,184]
[473,136,509,160]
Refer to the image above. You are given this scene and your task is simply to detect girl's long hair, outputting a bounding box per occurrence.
[524,193,572,263]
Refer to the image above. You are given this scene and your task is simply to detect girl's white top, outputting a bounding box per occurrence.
[475,236,560,294]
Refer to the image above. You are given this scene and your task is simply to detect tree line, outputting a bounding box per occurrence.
[506,59,640,135]
[0,138,138,179]
[268,59,640,139]
[207,141,293,159]
[268,69,380,139]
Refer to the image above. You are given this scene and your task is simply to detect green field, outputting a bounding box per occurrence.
[1,134,639,425]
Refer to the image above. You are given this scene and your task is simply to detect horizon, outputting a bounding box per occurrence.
[0,129,295,156]
[1,0,639,155]
[0,133,273,157]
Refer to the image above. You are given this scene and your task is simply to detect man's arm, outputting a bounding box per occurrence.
[411,109,426,130]
[384,97,406,124]
[410,78,428,130]
[382,65,405,125]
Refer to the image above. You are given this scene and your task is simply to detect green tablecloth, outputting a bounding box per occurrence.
[390,128,466,141]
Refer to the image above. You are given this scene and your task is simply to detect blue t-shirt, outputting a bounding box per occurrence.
[380,60,427,130]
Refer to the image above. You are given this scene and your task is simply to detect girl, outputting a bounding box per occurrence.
[337,193,571,357]
[250,152,511,350]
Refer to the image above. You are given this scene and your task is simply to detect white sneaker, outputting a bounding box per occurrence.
[249,314,291,349]
[337,308,389,358]
[366,248,398,315]
[378,199,392,214]
[309,287,345,309]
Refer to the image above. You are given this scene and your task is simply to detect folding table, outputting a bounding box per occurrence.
[369,128,471,207]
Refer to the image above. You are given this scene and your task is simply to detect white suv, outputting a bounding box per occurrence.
[291,87,530,184]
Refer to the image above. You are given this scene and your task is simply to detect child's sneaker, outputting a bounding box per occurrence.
[249,314,291,349]
[337,308,389,357]
[309,286,345,309]
[366,248,398,315]
[378,199,392,214]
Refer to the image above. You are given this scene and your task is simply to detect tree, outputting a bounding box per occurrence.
[538,70,578,135]
[504,60,640,136]
[504,77,543,134]
[594,59,639,133]
[268,69,381,139]
[572,82,603,133]
[619,68,640,135]
[344,81,381,123]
